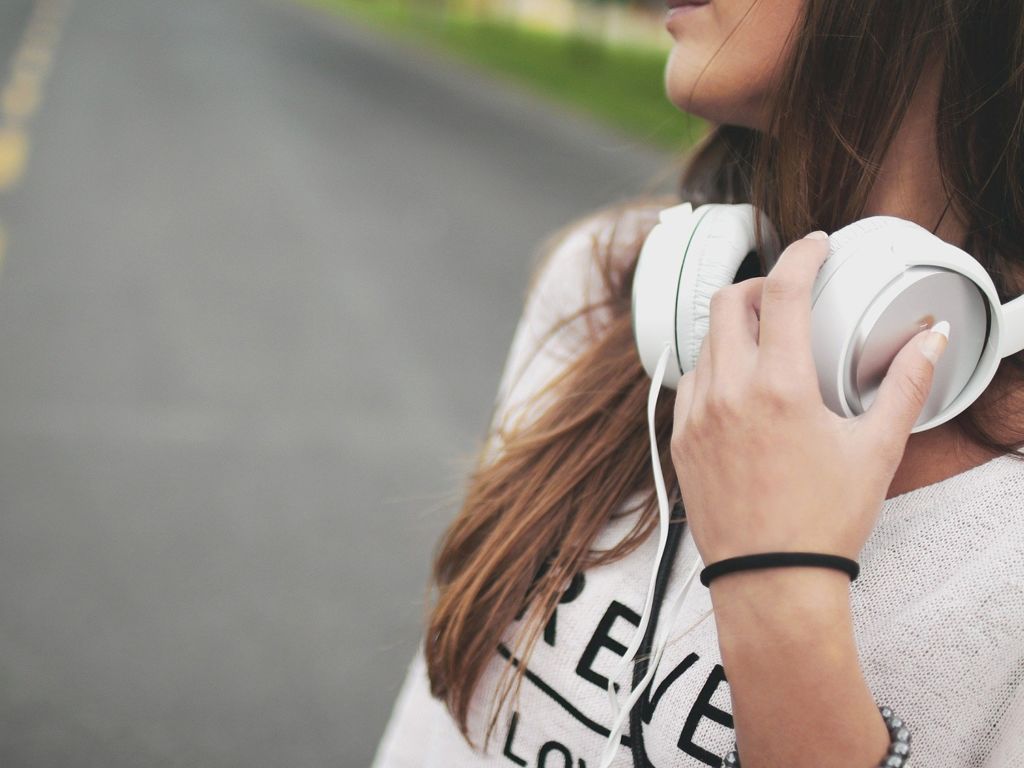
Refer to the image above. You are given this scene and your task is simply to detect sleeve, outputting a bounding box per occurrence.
[981,676,1024,767]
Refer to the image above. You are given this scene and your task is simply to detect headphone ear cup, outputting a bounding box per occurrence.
[677,204,777,372]
[812,215,991,431]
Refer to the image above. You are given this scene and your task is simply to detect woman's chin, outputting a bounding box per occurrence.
[665,62,718,120]
[664,73,757,128]
[664,49,765,128]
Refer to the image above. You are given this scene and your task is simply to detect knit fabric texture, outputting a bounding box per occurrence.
[373,207,1024,768]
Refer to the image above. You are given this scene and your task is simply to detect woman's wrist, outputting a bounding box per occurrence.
[709,565,853,635]
[708,568,891,767]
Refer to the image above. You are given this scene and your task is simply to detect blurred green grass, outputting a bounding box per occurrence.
[307,0,706,151]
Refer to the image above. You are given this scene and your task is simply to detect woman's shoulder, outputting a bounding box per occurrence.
[482,196,675,456]
[508,195,674,370]
[525,195,674,310]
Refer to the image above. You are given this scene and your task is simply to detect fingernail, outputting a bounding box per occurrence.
[921,320,951,364]
[804,230,828,240]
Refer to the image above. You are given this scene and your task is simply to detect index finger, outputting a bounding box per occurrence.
[756,231,830,374]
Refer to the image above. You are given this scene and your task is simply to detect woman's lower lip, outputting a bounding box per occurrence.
[665,2,710,29]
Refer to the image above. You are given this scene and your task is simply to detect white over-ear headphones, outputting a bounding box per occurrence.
[632,201,1024,432]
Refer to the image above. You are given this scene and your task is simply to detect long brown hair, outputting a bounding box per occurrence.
[426,0,1024,746]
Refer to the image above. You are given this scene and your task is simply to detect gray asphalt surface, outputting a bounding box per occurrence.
[0,0,676,765]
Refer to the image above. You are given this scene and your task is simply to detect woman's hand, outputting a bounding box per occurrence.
[671,230,950,569]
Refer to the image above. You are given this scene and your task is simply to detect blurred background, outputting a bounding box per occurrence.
[0,0,703,765]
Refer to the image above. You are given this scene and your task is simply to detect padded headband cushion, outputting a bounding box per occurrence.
[815,215,929,304]
[826,216,908,262]
[677,204,760,372]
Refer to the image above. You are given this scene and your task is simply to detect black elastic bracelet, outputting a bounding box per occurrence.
[699,551,859,588]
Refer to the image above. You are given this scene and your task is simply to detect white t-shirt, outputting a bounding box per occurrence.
[373,206,1024,768]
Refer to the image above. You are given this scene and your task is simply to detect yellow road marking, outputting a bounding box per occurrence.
[15,43,52,72]
[0,0,73,277]
[0,128,29,191]
[3,74,41,121]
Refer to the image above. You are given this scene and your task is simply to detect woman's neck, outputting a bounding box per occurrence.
[862,57,960,244]
[859,58,1020,499]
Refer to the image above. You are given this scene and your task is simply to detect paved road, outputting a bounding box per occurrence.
[0,0,674,765]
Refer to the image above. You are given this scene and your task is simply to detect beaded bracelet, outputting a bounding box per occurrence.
[720,704,912,767]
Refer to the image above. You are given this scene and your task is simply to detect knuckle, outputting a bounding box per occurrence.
[754,373,800,412]
[784,237,826,260]
[736,275,766,290]
[708,285,733,315]
[705,384,742,418]
[898,372,931,407]
[763,272,800,299]
[766,240,823,292]
[670,431,688,464]
[684,406,707,434]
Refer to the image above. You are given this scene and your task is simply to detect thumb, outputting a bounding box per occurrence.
[862,320,951,439]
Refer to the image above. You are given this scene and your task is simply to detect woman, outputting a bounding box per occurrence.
[375,0,1024,766]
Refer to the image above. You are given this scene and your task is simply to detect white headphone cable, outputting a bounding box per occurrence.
[605,343,674,719]
[598,343,713,767]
